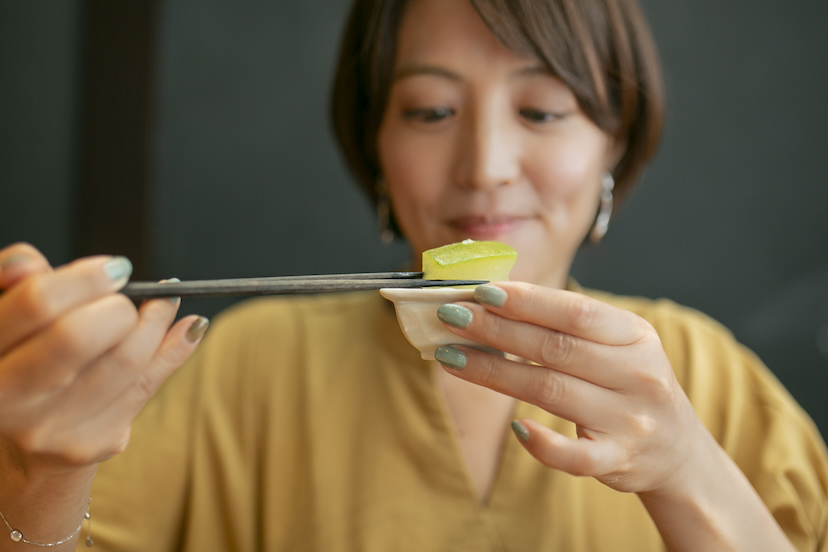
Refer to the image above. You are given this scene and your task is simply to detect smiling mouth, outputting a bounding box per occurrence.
[449,214,528,240]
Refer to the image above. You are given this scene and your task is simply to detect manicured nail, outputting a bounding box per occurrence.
[437,304,473,328]
[474,284,507,307]
[161,278,181,305]
[1,254,30,272]
[511,420,530,442]
[104,257,133,284]
[435,345,466,369]
[186,317,210,343]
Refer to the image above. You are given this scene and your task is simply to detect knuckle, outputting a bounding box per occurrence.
[538,330,574,367]
[10,429,40,455]
[112,294,140,326]
[131,363,171,401]
[107,348,136,378]
[156,344,192,374]
[108,429,132,457]
[59,446,97,467]
[134,372,158,399]
[483,311,508,342]
[569,463,592,477]
[17,276,58,323]
[639,369,672,396]
[628,413,658,441]
[636,318,659,343]
[48,317,88,361]
[532,370,565,408]
[570,452,599,476]
[476,353,502,388]
[13,425,57,458]
[565,295,599,332]
[58,429,132,466]
[631,359,674,400]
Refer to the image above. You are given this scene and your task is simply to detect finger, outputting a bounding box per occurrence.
[0,243,53,289]
[66,289,183,416]
[512,418,623,479]
[438,302,638,389]
[0,255,133,356]
[125,314,209,404]
[0,294,138,415]
[436,345,624,430]
[12,314,207,466]
[473,282,651,345]
[87,315,209,440]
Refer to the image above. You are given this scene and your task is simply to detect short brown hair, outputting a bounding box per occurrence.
[331,0,664,205]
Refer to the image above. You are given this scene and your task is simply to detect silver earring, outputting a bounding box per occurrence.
[376,181,395,245]
[589,172,615,244]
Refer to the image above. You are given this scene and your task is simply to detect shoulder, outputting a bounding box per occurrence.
[580,287,735,350]
[580,287,828,545]
[580,288,745,373]
[578,287,795,418]
[577,287,825,446]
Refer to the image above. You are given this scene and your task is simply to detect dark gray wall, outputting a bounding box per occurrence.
[1,1,826,434]
[0,1,84,265]
[573,0,828,433]
[149,0,411,321]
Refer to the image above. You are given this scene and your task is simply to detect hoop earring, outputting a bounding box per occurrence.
[589,172,615,244]
[376,181,395,245]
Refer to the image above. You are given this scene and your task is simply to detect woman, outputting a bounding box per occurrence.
[0,0,826,550]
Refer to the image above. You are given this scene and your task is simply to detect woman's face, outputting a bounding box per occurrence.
[378,0,619,288]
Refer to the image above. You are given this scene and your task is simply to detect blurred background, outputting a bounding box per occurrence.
[2,1,826,435]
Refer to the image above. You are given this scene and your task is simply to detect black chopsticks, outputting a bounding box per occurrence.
[121,272,487,300]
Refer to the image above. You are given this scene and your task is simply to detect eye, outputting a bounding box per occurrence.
[403,107,455,123]
[519,108,568,124]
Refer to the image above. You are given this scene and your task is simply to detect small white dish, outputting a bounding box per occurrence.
[379,287,500,360]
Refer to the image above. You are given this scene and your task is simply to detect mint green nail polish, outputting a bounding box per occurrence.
[511,420,530,442]
[104,257,133,283]
[435,346,466,369]
[437,304,473,328]
[474,284,507,307]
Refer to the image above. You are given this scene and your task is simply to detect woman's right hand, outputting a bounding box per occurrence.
[0,243,207,471]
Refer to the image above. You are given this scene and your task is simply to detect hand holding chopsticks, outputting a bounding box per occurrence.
[122,272,487,299]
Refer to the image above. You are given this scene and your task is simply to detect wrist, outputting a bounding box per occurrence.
[636,428,795,552]
[1,437,98,491]
[0,440,98,551]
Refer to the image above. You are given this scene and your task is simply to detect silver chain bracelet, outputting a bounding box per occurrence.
[0,498,92,547]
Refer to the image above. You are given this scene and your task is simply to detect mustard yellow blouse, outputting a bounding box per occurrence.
[82,289,828,551]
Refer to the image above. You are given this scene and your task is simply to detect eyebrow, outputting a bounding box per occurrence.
[393,63,553,82]
[393,64,463,82]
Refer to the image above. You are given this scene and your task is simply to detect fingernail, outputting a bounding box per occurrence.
[104,257,133,284]
[1,254,30,272]
[435,345,466,369]
[186,316,210,343]
[437,304,473,328]
[161,278,181,305]
[511,420,530,442]
[474,284,507,307]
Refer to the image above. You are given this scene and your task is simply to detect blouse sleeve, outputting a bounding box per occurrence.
[650,298,828,552]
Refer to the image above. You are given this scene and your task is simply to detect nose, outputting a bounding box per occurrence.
[453,105,520,190]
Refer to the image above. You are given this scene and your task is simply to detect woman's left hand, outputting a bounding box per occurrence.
[434,281,708,495]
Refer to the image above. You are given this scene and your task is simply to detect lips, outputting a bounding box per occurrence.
[448,213,529,240]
